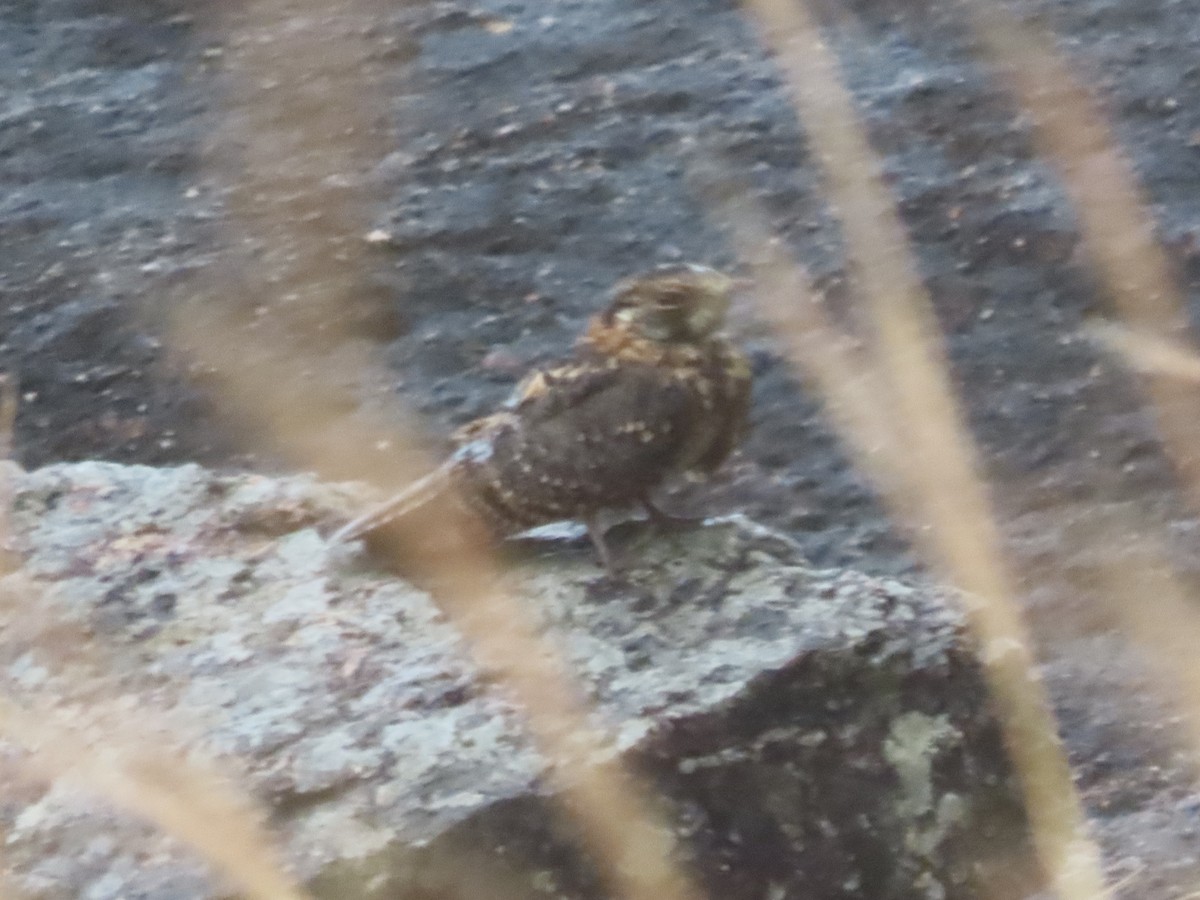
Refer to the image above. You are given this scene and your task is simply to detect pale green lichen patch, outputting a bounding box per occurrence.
[885,712,966,857]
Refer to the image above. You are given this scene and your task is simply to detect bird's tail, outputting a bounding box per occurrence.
[331,464,456,544]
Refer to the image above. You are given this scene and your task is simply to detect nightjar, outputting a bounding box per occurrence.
[333,263,752,569]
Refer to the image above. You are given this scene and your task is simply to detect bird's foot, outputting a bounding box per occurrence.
[586,518,624,577]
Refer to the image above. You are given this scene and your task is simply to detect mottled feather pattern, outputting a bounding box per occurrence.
[333,264,752,567]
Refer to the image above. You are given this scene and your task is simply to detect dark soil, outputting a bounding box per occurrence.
[4,0,1200,895]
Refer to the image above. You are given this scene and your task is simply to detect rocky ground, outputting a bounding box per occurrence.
[2,0,1200,896]
[0,462,1032,900]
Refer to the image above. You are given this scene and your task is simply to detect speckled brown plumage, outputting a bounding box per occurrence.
[333,264,752,568]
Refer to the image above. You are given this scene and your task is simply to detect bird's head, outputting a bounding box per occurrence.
[602,264,740,343]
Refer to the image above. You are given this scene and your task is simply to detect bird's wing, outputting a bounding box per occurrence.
[485,359,698,506]
[509,360,624,417]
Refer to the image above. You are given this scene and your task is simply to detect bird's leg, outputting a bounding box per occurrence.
[585,517,619,575]
[640,495,704,528]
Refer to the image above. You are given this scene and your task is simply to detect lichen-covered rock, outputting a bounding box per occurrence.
[0,462,1034,899]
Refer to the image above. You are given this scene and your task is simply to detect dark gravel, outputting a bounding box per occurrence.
[4,0,1200,895]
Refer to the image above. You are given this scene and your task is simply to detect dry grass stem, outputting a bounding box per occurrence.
[419,554,700,900]
[0,698,306,900]
[964,1,1200,506]
[1086,320,1200,384]
[175,299,703,900]
[1094,545,1200,761]
[0,366,306,898]
[735,1,1107,896]
[174,2,706,898]
[692,169,918,515]
[1053,505,1200,900]
[1077,562,1200,900]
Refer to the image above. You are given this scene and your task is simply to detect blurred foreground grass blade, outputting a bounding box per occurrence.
[0,698,307,900]
[1086,527,1200,762]
[1087,320,1200,384]
[175,264,704,900]
[690,166,916,517]
[735,1,1107,896]
[179,3,706,899]
[964,0,1200,504]
[0,369,305,894]
[1087,323,1200,794]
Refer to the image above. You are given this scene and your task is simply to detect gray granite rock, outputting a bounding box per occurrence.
[0,462,1033,899]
